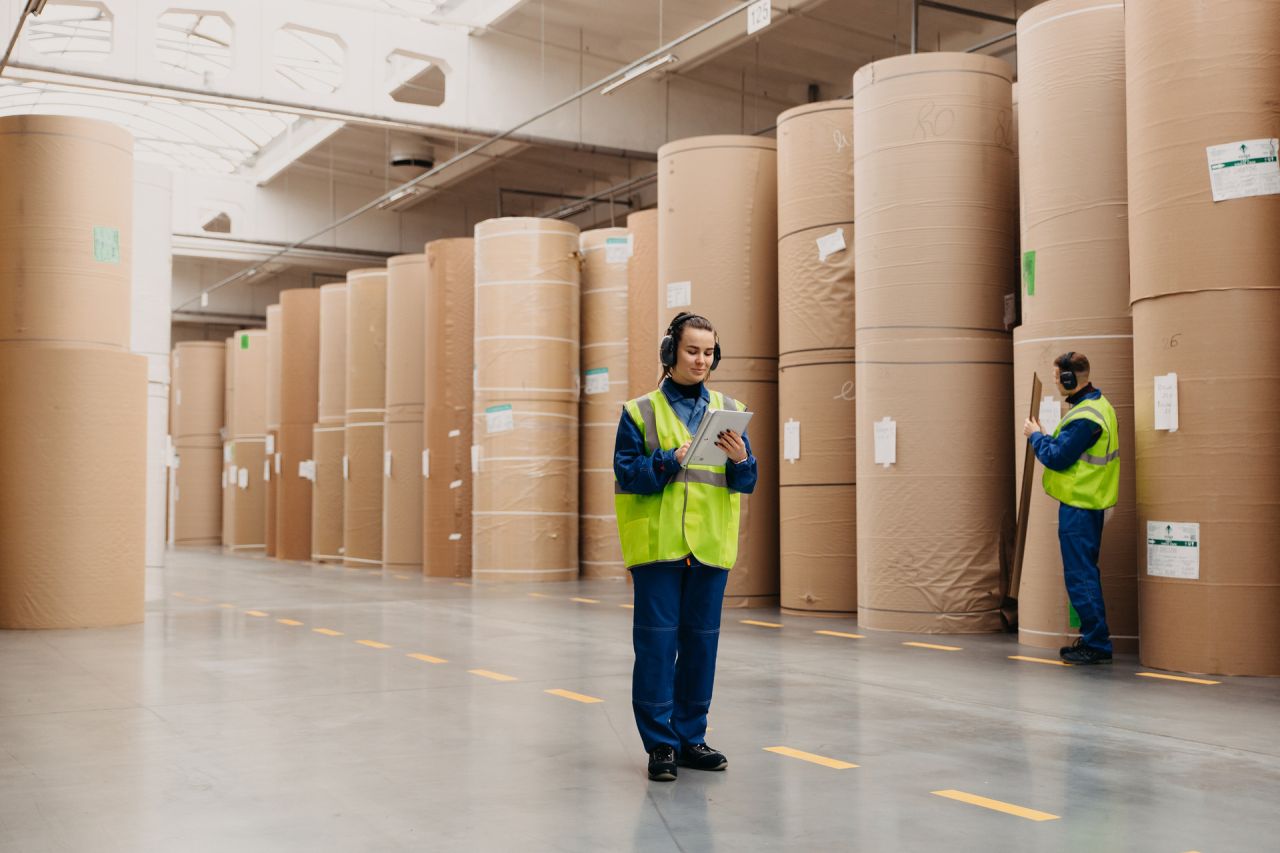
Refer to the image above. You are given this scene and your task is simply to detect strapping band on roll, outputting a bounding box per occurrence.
[476,335,576,344]
[482,455,579,463]
[476,229,578,241]
[852,66,1011,98]
[474,510,577,517]
[1014,334,1134,346]
[472,567,578,575]
[314,426,345,433]
[582,287,628,295]
[474,386,580,395]
[346,408,387,414]
[582,341,627,349]
[345,421,386,429]
[858,359,1013,366]
[476,279,578,287]
[311,553,344,561]
[342,556,383,565]
[1019,2,1123,38]
[580,559,625,565]
[234,436,267,443]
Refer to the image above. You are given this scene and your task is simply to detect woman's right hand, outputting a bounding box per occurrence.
[674,441,691,465]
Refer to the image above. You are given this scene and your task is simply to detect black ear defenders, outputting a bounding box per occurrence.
[1056,351,1078,391]
[660,312,721,371]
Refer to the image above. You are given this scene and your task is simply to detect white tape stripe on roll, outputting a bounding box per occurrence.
[342,556,383,565]
[482,455,578,463]
[474,386,579,395]
[476,279,578,288]
[345,421,386,430]
[476,228,578,241]
[346,408,387,414]
[581,341,627,349]
[229,544,266,550]
[1019,2,1123,38]
[472,567,578,575]
[314,426,345,433]
[1014,334,1134,346]
[580,514,616,520]
[449,480,463,489]
[473,510,577,517]
[448,533,462,541]
[448,429,462,437]
[476,335,576,344]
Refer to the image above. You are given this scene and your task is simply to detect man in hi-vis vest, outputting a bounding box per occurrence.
[1023,351,1119,665]
[613,312,758,781]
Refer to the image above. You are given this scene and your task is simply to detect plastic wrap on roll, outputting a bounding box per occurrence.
[0,116,133,349]
[423,238,475,578]
[0,344,147,628]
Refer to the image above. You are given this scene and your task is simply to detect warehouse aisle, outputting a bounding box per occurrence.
[1,550,1276,853]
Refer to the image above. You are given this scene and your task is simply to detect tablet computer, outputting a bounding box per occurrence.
[682,408,754,468]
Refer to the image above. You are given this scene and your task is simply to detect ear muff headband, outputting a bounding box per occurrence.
[660,312,722,372]
[1057,351,1078,391]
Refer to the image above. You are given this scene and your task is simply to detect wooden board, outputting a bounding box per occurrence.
[1008,372,1042,602]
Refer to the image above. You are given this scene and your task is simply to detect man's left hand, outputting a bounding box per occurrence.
[715,429,748,464]
[1022,417,1042,438]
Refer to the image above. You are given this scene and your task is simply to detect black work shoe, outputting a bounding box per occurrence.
[678,743,728,771]
[648,745,677,781]
[1060,638,1113,665]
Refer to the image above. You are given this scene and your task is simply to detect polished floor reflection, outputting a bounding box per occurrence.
[1,548,1276,852]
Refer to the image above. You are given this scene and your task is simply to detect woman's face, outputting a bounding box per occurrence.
[671,327,716,385]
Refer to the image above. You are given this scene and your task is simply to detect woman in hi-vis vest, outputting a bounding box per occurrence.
[612,312,758,781]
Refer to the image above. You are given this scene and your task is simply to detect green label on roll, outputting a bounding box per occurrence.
[1022,250,1036,296]
[240,333,249,349]
[93,226,120,263]
[1068,602,1080,629]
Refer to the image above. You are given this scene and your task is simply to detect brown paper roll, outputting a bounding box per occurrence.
[279,288,320,426]
[856,335,1012,633]
[780,485,857,615]
[227,438,266,550]
[626,210,660,399]
[423,238,475,578]
[265,427,279,557]
[230,329,268,439]
[658,136,779,604]
[0,116,133,349]
[1127,0,1280,306]
[778,227,855,363]
[343,417,384,567]
[382,416,423,572]
[317,283,348,424]
[221,440,233,546]
[472,401,578,583]
[777,101,854,242]
[0,344,146,628]
[310,424,345,562]
[580,227,630,579]
[266,305,282,431]
[1017,0,1128,324]
[172,436,222,545]
[274,422,313,561]
[1012,319,1136,653]
[223,338,235,438]
[346,269,388,415]
[170,342,224,440]
[386,254,427,414]
[475,218,581,404]
[777,362,855,488]
[1132,291,1280,676]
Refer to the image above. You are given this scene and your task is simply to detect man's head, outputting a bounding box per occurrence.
[660,312,719,384]
[1054,351,1090,396]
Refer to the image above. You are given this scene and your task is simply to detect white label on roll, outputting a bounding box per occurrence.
[448,429,462,438]
[450,479,463,490]
[1038,396,1063,435]
[221,471,227,489]
[263,459,271,481]
[666,280,692,308]
[816,227,846,262]
[170,453,181,471]
[873,417,896,468]
[266,434,275,454]
[1154,373,1179,432]
[422,449,430,479]
[342,455,350,480]
[237,467,249,489]
[584,368,609,395]
[783,419,800,463]
[605,235,633,263]
[274,453,281,475]
[298,460,309,480]
[448,533,462,541]
[1147,521,1200,579]
[223,444,232,463]
[471,445,480,473]
[384,450,393,478]
[1206,138,1280,202]
[485,404,514,434]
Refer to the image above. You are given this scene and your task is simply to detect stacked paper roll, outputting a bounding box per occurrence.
[658,136,779,606]
[264,304,282,556]
[0,115,146,629]
[853,54,1017,633]
[776,101,857,615]
[579,227,631,579]
[226,329,269,551]
[383,254,427,573]
[1013,0,1136,652]
[422,238,475,578]
[344,269,388,568]
[275,288,320,561]
[312,283,348,563]
[170,342,225,545]
[473,218,580,583]
[1127,0,1280,675]
[222,338,235,546]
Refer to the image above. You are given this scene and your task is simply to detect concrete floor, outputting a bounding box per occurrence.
[1,550,1276,852]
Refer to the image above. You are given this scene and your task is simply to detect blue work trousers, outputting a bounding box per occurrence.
[1058,503,1112,654]
[630,559,730,754]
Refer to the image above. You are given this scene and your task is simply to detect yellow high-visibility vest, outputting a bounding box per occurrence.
[1042,394,1120,510]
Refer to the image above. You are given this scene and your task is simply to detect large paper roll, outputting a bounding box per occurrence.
[626,210,660,399]
[310,424,346,563]
[317,283,348,425]
[171,342,225,440]
[172,437,223,546]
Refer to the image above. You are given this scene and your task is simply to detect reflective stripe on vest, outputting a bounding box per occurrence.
[1042,393,1121,510]
[614,387,744,569]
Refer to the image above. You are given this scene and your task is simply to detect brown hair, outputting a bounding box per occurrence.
[661,313,716,378]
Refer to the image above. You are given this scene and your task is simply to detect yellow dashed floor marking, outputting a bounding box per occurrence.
[816,630,864,640]
[219,603,235,609]
[357,640,392,649]
[904,641,962,652]
[245,610,269,617]
[312,628,344,636]
[469,669,517,682]
[931,790,1060,822]
[571,597,600,604]
[619,604,634,609]
[407,653,448,664]
[453,581,472,587]
[741,620,783,629]
[528,593,551,599]
[545,688,604,704]
[1009,655,1070,667]
[1136,672,1220,686]
[764,746,857,770]
[277,619,304,627]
